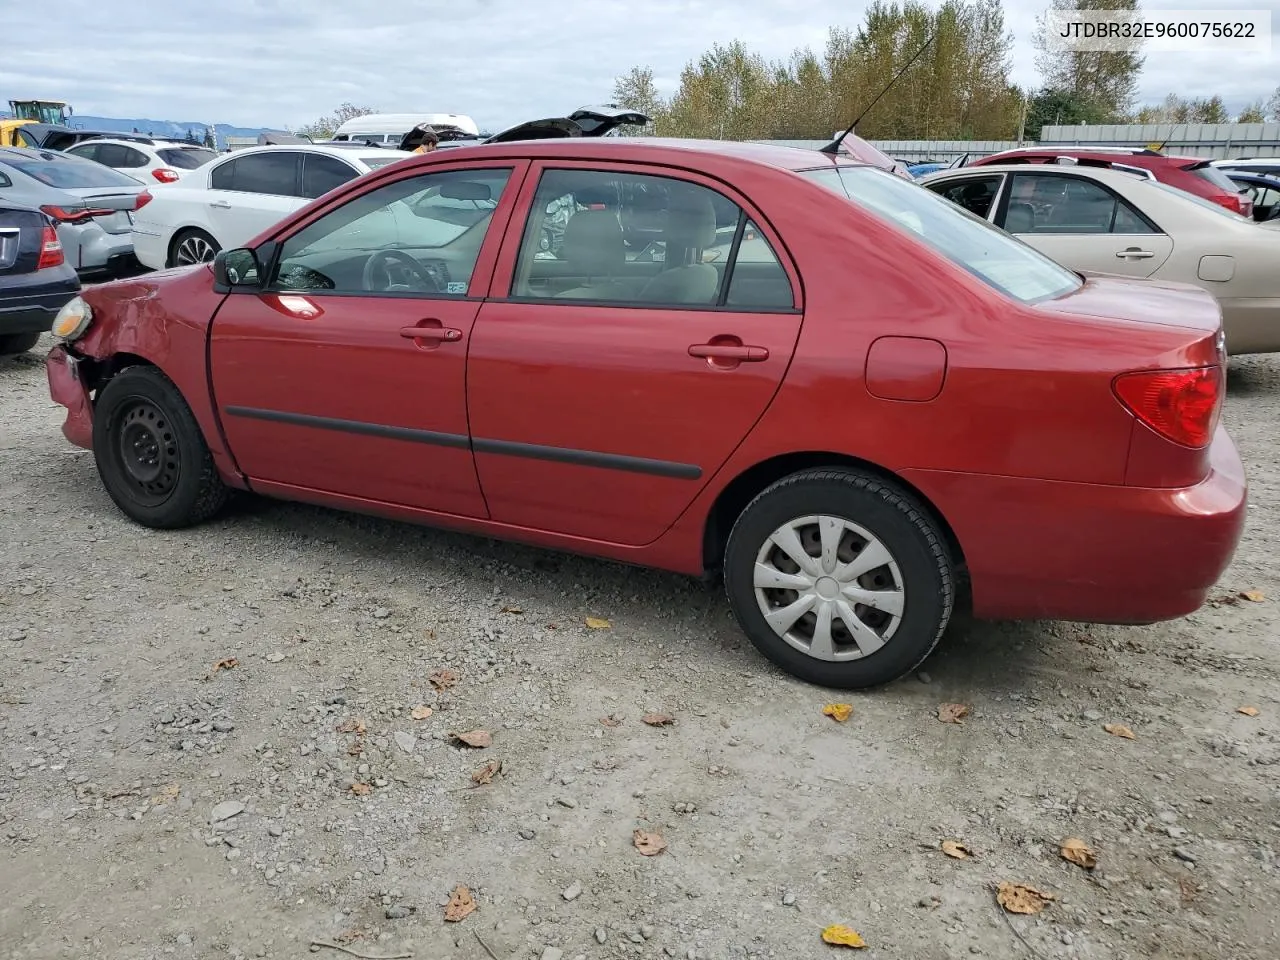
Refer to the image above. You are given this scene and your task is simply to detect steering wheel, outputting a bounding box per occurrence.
[361,250,440,293]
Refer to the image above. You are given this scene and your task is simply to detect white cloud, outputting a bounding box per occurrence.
[2,0,1275,130]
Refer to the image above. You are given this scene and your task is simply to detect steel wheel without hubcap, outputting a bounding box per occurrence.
[754,514,905,661]
[175,233,216,265]
[114,400,181,506]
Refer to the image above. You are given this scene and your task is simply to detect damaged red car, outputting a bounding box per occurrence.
[45,137,1246,689]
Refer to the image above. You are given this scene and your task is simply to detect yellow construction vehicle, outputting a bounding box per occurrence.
[9,99,73,125]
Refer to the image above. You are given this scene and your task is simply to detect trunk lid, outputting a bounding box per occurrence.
[484,105,650,143]
[1037,274,1224,337]
[0,205,47,274]
[59,188,143,234]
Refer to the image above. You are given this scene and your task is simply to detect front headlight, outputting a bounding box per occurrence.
[52,296,92,341]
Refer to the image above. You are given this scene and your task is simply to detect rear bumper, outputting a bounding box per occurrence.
[45,344,94,449]
[0,268,80,335]
[1218,298,1280,355]
[903,425,1248,624]
[60,221,134,273]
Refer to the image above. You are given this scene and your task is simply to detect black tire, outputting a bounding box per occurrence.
[724,468,954,689]
[168,228,220,268]
[0,331,41,356]
[91,365,229,528]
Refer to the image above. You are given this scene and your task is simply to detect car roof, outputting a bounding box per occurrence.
[215,144,410,163]
[0,146,81,162]
[429,136,864,174]
[922,163,1159,188]
[979,147,1198,165]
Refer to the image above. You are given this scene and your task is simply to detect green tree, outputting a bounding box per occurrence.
[1267,85,1280,122]
[611,66,665,135]
[297,102,377,140]
[1023,87,1109,139]
[203,126,216,149]
[1237,101,1265,123]
[1033,0,1145,120]
[1134,93,1230,124]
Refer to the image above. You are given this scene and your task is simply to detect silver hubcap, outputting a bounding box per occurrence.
[176,235,215,265]
[753,515,905,662]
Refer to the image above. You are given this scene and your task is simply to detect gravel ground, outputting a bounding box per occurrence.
[2,335,1279,960]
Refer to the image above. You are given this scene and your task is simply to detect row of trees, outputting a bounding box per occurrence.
[611,0,1280,142]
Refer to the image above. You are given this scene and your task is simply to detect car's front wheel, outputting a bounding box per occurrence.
[169,229,220,268]
[724,468,955,689]
[91,365,229,528]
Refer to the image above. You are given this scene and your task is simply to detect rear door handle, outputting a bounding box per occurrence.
[209,200,232,209]
[1116,248,1154,259]
[399,324,462,342]
[688,343,769,362]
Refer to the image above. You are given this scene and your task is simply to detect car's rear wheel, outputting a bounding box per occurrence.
[724,468,954,689]
[92,365,229,528]
[0,332,41,356]
[169,229,220,268]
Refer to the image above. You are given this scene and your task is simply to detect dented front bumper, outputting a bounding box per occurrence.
[45,345,94,449]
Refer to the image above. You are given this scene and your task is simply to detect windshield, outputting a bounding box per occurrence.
[158,147,217,169]
[0,151,144,189]
[801,165,1082,303]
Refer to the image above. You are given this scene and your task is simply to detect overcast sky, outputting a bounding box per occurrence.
[3,0,1275,130]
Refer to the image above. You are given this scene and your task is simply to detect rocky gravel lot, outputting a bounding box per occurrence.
[2,337,1278,960]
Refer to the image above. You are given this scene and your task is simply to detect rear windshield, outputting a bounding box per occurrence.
[0,151,144,189]
[1186,162,1243,194]
[801,165,1082,304]
[158,147,217,169]
[1150,181,1244,219]
[363,156,408,169]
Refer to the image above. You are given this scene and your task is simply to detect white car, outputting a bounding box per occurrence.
[130,144,412,270]
[920,162,1280,355]
[1212,157,1280,179]
[63,136,218,185]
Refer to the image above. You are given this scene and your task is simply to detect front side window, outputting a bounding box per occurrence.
[301,153,359,199]
[806,165,1081,304]
[1003,173,1155,235]
[269,166,513,296]
[0,152,145,189]
[66,143,100,163]
[510,168,793,309]
[931,175,1003,219]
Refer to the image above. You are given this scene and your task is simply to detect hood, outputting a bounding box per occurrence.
[484,105,649,144]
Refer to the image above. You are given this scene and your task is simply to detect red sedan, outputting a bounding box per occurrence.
[44,138,1247,689]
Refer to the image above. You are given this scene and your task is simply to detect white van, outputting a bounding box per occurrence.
[333,113,479,145]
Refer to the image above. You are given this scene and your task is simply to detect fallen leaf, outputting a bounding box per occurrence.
[349,782,372,797]
[1060,838,1097,870]
[428,668,460,690]
[820,925,867,948]
[941,840,973,860]
[151,783,181,805]
[642,712,675,727]
[633,829,668,856]
[1237,706,1260,717]
[411,705,434,720]
[937,703,970,724]
[823,703,854,723]
[443,885,477,922]
[585,616,612,629]
[1241,590,1266,602]
[996,881,1055,915]
[471,759,502,785]
[1103,723,1136,740]
[599,714,623,727]
[346,740,364,757]
[451,729,492,749]
[335,718,367,735]
[211,657,238,673]
[500,605,524,614]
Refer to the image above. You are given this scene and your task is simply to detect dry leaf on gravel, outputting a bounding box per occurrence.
[211,657,238,673]
[349,782,372,797]
[1237,706,1260,717]
[584,616,612,629]
[500,605,523,614]
[411,705,433,720]
[941,840,973,860]
[151,783,181,805]
[642,712,675,727]
[428,668,460,690]
[820,925,867,948]
[335,718,367,735]
[471,759,502,785]
[451,729,492,748]
[1060,838,1097,869]
[996,881,1055,915]
[1241,590,1266,602]
[937,703,970,724]
[633,829,668,856]
[1103,723,1136,740]
[823,703,854,723]
[443,885,477,922]
[599,714,623,727]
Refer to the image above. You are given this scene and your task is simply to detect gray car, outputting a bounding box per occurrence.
[0,147,149,278]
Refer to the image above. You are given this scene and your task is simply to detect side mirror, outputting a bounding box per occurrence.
[213,248,261,288]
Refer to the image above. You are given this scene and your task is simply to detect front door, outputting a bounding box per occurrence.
[466,162,804,546]
[209,160,526,517]
[205,151,309,249]
[997,171,1174,278]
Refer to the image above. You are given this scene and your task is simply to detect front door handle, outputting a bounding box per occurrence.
[399,323,462,343]
[689,343,769,362]
[209,200,232,209]
[1116,248,1154,259]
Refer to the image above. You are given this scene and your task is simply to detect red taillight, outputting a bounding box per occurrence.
[40,205,93,224]
[1113,366,1222,448]
[36,226,64,269]
[134,190,153,211]
[1213,192,1251,217]
[151,168,180,183]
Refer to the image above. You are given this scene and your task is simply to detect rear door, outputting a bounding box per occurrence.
[205,151,309,248]
[994,171,1173,278]
[466,161,804,546]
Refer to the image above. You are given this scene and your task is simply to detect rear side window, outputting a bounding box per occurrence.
[159,147,217,169]
[301,154,358,199]
[1003,173,1155,235]
[212,153,300,196]
[0,152,144,189]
